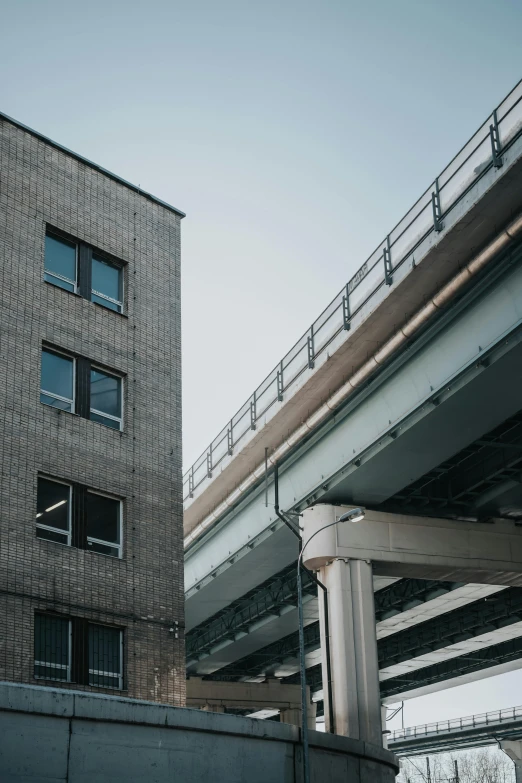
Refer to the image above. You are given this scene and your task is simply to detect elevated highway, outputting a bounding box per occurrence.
[183,80,522,742]
[388,705,522,756]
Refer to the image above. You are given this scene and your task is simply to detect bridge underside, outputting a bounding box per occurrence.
[186,247,522,712]
[184,118,522,725]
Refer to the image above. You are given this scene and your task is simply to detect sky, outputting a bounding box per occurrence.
[2,0,522,732]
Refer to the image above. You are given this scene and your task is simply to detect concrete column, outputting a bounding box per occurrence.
[318,558,382,745]
[381,705,389,749]
[280,696,316,729]
[500,740,522,782]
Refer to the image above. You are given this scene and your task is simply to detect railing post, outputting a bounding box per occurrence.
[207,444,213,479]
[250,393,257,431]
[227,420,234,455]
[490,109,503,169]
[383,235,393,286]
[431,177,444,233]
[189,465,194,499]
[277,360,284,402]
[342,284,351,330]
[307,327,315,369]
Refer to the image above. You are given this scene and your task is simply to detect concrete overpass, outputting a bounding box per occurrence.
[183,79,522,745]
[388,705,522,781]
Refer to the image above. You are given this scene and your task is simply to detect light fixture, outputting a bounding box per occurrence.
[45,500,67,513]
[337,507,365,524]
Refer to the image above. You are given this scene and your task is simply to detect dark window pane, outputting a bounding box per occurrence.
[36,527,69,545]
[88,624,122,688]
[90,411,121,429]
[92,292,120,312]
[87,540,120,557]
[44,271,75,293]
[90,370,121,421]
[45,234,76,287]
[41,350,74,409]
[36,478,70,532]
[40,393,72,411]
[86,493,120,545]
[91,257,122,310]
[34,614,70,681]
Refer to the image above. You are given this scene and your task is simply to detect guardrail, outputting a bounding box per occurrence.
[389,705,522,742]
[183,79,522,504]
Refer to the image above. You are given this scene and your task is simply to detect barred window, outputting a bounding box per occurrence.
[34,614,71,682]
[34,615,123,690]
[88,624,123,689]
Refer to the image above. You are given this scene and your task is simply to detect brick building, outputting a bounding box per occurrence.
[0,112,185,705]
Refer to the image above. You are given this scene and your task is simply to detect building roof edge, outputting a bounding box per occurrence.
[0,110,186,219]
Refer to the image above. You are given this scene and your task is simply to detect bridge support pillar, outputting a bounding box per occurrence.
[500,740,522,782]
[280,701,316,729]
[317,557,382,745]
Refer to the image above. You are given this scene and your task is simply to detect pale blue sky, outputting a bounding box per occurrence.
[2,0,522,731]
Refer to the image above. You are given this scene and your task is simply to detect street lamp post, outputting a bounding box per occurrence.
[297,506,365,783]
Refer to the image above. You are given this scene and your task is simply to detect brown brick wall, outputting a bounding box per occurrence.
[0,117,185,705]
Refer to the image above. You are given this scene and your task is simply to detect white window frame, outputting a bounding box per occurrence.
[86,490,123,559]
[44,233,78,293]
[88,625,123,690]
[40,348,76,413]
[34,616,72,683]
[89,366,123,431]
[91,256,124,313]
[36,476,72,547]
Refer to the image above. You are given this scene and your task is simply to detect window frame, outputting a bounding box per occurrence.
[91,255,124,313]
[44,230,79,294]
[86,490,123,559]
[34,614,72,683]
[89,365,123,431]
[36,476,72,547]
[88,623,124,690]
[44,226,125,314]
[40,347,76,413]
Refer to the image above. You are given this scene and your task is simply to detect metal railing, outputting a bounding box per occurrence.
[183,79,522,504]
[389,705,522,742]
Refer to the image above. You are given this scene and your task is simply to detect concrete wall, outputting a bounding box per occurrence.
[0,115,184,705]
[0,682,399,782]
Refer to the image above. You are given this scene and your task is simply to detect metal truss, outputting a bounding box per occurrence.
[204,586,522,684]
[186,564,316,662]
[381,634,522,699]
[199,578,463,679]
[378,586,522,671]
[381,412,522,520]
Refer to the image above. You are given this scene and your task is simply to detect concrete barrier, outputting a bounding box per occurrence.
[0,682,399,782]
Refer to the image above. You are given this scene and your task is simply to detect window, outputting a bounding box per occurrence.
[89,624,123,689]
[40,346,123,431]
[44,234,77,292]
[34,614,71,682]
[36,477,71,545]
[92,256,123,313]
[34,615,123,690]
[86,492,122,557]
[40,349,74,412]
[44,228,124,313]
[90,368,122,430]
[36,477,123,558]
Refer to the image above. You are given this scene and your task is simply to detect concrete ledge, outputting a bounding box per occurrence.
[0,682,399,782]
